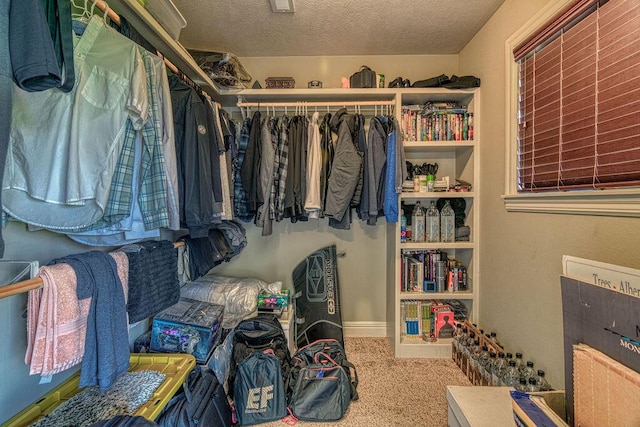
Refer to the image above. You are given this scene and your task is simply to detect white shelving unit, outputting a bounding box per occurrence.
[386,88,480,358]
[234,87,480,359]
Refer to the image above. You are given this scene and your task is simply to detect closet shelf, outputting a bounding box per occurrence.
[106,0,240,102]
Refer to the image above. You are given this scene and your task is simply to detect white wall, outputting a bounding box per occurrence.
[458,0,640,389]
[238,54,459,89]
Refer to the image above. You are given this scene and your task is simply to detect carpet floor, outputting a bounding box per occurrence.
[262,336,472,427]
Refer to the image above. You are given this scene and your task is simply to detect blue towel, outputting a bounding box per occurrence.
[50,251,129,391]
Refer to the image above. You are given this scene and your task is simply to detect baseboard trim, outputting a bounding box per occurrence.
[343,321,387,337]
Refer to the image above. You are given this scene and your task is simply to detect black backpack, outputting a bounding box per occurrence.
[228,313,291,399]
[287,339,358,421]
[156,365,232,427]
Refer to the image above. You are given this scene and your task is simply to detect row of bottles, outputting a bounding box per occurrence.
[452,324,551,392]
[404,200,455,243]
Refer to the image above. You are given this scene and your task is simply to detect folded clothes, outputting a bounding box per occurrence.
[455,226,471,238]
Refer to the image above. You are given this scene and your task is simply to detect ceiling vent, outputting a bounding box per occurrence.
[269,0,294,13]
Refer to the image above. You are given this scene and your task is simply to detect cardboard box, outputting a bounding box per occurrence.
[510,390,568,427]
[151,298,224,362]
[561,275,640,424]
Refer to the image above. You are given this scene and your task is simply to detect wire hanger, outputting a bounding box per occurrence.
[71,0,97,23]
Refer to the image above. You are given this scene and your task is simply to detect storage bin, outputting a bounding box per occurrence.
[4,353,196,426]
[145,0,187,40]
[151,298,224,363]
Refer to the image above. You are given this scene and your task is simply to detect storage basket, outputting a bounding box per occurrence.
[265,77,296,89]
[4,353,196,426]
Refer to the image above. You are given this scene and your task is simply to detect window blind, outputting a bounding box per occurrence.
[515,0,640,191]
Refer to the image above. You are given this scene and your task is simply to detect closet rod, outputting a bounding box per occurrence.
[237,100,396,108]
[0,241,185,300]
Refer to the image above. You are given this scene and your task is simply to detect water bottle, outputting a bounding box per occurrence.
[477,345,490,384]
[484,352,497,385]
[400,210,407,243]
[536,370,551,391]
[440,200,455,242]
[526,377,540,392]
[522,361,536,380]
[490,331,501,348]
[492,352,507,386]
[412,201,426,243]
[500,360,521,387]
[469,339,482,383]
[515,352,526,373]
[426,201,440,242]
[515,377,529,392]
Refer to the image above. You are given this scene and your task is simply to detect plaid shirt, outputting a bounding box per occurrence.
[273,115,290,221]
[233,118,254,222]
[71,50,169,232]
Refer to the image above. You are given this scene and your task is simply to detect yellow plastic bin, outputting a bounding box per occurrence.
[4,353,195,426]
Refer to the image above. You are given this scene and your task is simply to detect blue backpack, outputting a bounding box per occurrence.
[233,350,288,426]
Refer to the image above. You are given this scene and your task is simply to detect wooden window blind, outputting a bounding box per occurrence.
[515,0,640,192]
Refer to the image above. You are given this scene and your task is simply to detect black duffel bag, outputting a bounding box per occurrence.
[349,66,377,88]
[156,365,232,427]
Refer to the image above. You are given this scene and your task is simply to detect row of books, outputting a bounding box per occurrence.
[401,105,474,142]
[401,300,457,341]
[401,249,469,293]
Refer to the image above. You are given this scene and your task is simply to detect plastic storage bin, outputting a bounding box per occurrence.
[4,353,196,426]
[145,0,187,40]
[151,298,224,363]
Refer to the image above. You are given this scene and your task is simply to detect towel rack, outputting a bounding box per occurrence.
[0,241,185,300]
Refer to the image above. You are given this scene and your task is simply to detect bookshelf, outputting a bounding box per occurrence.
[386,88,480,358]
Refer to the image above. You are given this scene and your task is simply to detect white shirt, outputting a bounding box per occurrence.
[3,15,148,230]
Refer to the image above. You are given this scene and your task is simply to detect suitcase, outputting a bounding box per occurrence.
[349,66,376,88]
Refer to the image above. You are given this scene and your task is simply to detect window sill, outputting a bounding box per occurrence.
[502,189,640,217]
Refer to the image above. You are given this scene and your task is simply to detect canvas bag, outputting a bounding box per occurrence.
[288,339,358,421]
[233,350,288,426]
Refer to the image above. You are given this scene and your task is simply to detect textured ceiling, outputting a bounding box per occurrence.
[171,0,506,57]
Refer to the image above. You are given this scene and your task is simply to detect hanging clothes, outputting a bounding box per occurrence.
[4,15,148,231]
[365,116,389,225]
[66,49,171,245]
[304,112,322,219]
[319,112,334,217]
[234,117,254,222]
[169,74,221,237]
[383,117,407,223]
[256,116,278,235]
[241,111,262,215]
[283,115,308,222]
[324,109,362,225]
[273,115,290,222]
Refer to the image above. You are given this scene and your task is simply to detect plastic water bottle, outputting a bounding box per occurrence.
[412,202,426,242]
[500,360,521,387]
[515,377,529,392]
[515,352,526,373]
[492,352,507,386]
[536,370,551,391]
[526,377,540,392]
[400,210,407,243]
[440,200,455,242]
[522,361,536,380]
[426,201,440,242]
